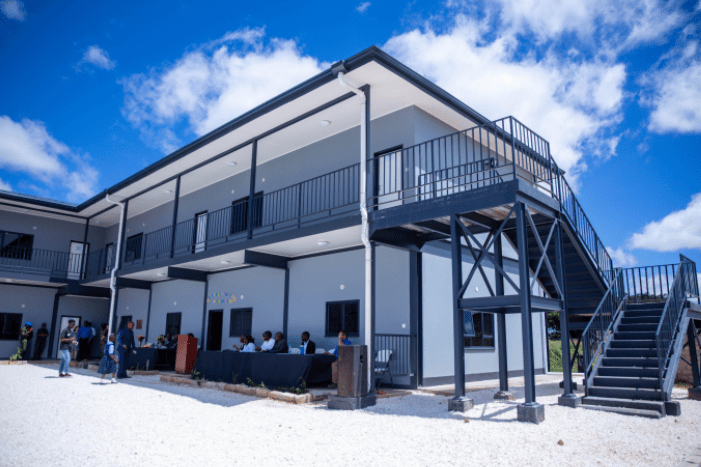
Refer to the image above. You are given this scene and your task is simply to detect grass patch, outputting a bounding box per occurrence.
[548,339,578,372]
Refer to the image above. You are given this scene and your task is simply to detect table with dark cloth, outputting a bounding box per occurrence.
[128,348,177,371]
[193,351,336,388]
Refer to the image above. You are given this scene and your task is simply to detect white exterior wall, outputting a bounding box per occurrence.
[148,280,206,344]
[52,295,110,358]
[0,284,57,359]
[114,288,152,342]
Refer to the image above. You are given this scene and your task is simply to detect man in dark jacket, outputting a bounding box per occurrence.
[300,331,316,355]
[33,323,49,360]
[270,332,289,354]
[117,321,136,379]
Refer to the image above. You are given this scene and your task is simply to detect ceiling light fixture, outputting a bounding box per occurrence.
[227,161,237,166]
[221,260,230,264]
[157,273,166,277]
[320,120,331,126]
[165,189,172,194]
[317,241,329,247]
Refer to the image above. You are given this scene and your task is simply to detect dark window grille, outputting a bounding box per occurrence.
[464,312,495,348]
[325,300,360,337]
[229,308,252,337]
[230,194,263,235]
[165,312,182,337]
[0,312,23,340]
[0,231,34,260]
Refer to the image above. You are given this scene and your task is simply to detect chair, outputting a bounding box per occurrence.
[289,347,301,355]
[315,348,325,354]
[374,349,393,388]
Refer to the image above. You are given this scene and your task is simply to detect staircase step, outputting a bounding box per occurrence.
[617,323,658,332]
[587,386,663,401]
[610,340,656,349]
[593,376,660,388]
[581,400,664,418]
[626,302,666,310]
[597,367,659,378]
[601,357,659,367]
[625,310,663,319]
[620,317,659,325]
[607,348,658,358]
[614,331,656,340]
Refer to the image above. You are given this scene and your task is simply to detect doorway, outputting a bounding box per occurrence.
[194,211,208,253]
[207,310,223,351]
[67,241,89,280]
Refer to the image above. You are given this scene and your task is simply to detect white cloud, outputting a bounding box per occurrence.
[121,28,326,153]
[0,0,26,21]
[606,247,637,267]
[646,59,701,133]
[629,192,701,251]
[357,2,371,13]
[384,15,626,177]
[0,116,99,202]
[0,177,11,191]
[79,45,116,70]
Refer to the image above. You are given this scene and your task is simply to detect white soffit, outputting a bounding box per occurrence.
[249,225,363,258]
[0,203,86,225]
[172,250,247,272]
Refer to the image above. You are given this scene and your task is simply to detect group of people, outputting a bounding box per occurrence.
[232,329,351,387]
[18,322,49,360]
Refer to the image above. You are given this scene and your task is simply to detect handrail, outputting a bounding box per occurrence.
[655,257,697,393]
[0,245,86,279]
[582,268,625,386]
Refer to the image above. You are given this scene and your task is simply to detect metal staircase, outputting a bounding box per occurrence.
[579,257,699,418]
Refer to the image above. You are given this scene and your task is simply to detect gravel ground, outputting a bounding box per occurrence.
[1,364,698,467]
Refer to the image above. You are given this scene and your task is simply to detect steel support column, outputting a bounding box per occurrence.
[515,202,543,423]
[247,140,258,240]
[451,214,465,399]
[118,200,130,265]
[369,241,377,396]
[144,287,154,343]
[169,176,181,258]
[199,280,209,351]
[494,233,514,400]
[282,268,290,340]
[46,292,61,359]
[555,216,579,406]
[81,218,89,279]
[688,322,701,388]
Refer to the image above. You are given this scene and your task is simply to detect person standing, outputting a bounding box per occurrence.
[33,323,49,360]
[77,322,92,362]
[71,324,80,360]
[88,321,96,359]
[58,320,76,377]
[99,323,108,356]
[19,322,33,360]
[116,321,136,379]
[97,334,118,384]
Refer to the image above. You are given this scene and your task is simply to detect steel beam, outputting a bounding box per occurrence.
[450,214,466,399]
[516,202,537,404]
[688,322,701,388]
[247,140,258,240]
[494,232,513,399]
[169,176,181,258]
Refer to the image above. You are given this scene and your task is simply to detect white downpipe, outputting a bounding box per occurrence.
[105,194,126,339]
[338,72,373,392]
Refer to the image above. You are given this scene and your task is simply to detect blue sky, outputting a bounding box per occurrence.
[1,0,700,273]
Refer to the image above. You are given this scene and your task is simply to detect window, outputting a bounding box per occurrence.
[229,308,252,337]
[230,193,264,235]
[165,312,182,337]
[125,233,143,262]
[0,313,22,340]
[464,312,495,348]
[326,300,359,337]
[0,230,34,260]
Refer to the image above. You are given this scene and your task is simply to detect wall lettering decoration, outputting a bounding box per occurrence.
[206,292,237,304]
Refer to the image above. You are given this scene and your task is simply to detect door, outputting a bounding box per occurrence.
[207,310,223,351]
[104,243,114,274]
[194,211,208,253]
[374,146,403,209]
[67,241,88,280]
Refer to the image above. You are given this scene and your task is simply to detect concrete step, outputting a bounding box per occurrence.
[592,376,660,389]
[607,348,658,358]
[587,386,663,401]
[581,399,664,418]
[597,366,659,378]
[601,357,659,368]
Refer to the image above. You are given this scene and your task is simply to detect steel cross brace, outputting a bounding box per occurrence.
[524,211,561,296]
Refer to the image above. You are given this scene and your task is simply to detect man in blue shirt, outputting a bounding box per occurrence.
[117,321,136,379]
[325,331,351,388]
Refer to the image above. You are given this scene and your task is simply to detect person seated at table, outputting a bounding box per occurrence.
[325,331,352,388]
[268,332,289,354]
[241,335,256,353]
[256,331,275,352]
[232,335,246,350]
[300,331,316,355]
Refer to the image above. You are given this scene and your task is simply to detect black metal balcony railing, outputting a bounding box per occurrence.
[0,246,86,279]
[85,246,116,278]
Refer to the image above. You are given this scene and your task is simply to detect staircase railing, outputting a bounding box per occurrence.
[622,264,679,303]
[655,256,699,395]
[582,268,626,388]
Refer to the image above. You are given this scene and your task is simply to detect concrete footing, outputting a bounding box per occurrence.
[328,394,376,410]
[517,403,545,424]
[559,380,578,390]
[558,394,581,408]
[689,386,701,401]
[448,397,474,412]
[494,391,515,401]
[665,401,682,416]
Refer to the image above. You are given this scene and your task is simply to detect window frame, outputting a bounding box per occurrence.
[325,300,360,338]
[0,230,34,260]
[229,308,253,337]
[464,311,495,349]
[0,312,23,340]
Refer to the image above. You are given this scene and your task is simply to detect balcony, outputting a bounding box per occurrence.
[0,246,86,281]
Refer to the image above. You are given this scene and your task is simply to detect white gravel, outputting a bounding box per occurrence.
[1,364,698,467]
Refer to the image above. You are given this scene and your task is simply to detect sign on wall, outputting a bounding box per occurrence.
[136,319,143,330]
[207,292,237,304]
